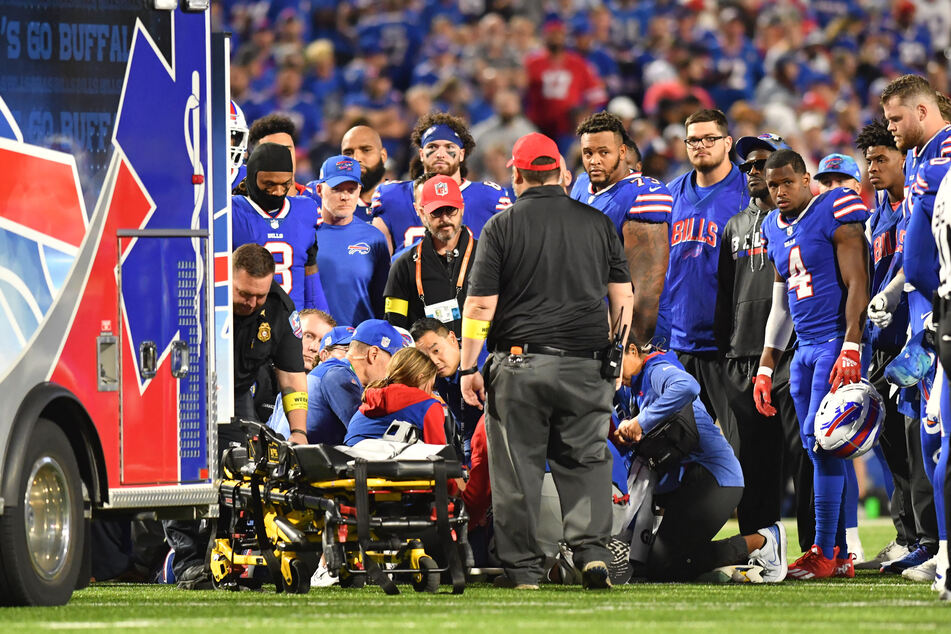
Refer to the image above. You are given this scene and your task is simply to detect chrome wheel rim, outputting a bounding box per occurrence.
[24,456,71,580]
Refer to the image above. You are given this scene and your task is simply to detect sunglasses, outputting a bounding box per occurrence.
[428,206,461,219]
[739,159,768,174]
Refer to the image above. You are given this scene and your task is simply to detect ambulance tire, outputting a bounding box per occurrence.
[0,419,85,606]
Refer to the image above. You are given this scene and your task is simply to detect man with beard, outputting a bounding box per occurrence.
[873,75,951,576]
[661,108,749,452]
[383,174,475,339]
[370,112,511,253]
[304,124,387,223]
[714,133,802,557]
[571,112,672,346]
[524,17,606,153]
[232,143,326,311]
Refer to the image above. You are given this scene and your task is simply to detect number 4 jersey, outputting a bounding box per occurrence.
[761,187,870,344]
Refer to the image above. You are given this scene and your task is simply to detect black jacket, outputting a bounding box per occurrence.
[715,200,778,358]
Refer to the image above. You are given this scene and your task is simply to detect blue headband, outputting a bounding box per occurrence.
[420,123,463,148]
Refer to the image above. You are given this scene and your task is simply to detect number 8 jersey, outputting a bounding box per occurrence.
[761,187,870,344]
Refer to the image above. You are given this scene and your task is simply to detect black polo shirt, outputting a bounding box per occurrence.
[467,184,630,352]
[233,281,305,395]
[383,227,476,337]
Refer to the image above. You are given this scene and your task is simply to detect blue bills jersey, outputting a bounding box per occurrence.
[904,158,951,302]
[762,188,870,344]
[232,194,320,310]
[301,181,375,223]
[315,219,390,326]
[371,179,511,249]
[661,165,749,352]
[570,171,673,239]
[868,196,908,352]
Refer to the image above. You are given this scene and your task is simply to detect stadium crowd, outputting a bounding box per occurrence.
[96,0,951,593]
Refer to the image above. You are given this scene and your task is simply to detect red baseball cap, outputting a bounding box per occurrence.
[507,133,560,171]
[420,175,464,215]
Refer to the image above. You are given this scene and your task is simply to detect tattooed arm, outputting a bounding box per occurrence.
[622,220,669,345]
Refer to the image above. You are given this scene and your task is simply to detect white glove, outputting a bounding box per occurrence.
[868,273,905,328]
[924,311,936,333]
[868,292,896,328]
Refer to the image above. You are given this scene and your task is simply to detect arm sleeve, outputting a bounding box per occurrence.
[467,216,505,296]
[382,257,410,329]
[421,402,448,445]
[714,222,736,354]
[370,237,391,318]
[305,271,330,312]
[272,319,305,374]
[321,369,363,427]
[606,220,631,284]
[637,363,701,435]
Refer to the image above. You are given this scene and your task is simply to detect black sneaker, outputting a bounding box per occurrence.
[176,564,213,590]
[581,560,611,590]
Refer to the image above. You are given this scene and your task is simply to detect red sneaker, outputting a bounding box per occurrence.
[787,545,836,580]
[833,548,855,578]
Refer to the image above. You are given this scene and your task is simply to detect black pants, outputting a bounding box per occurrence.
[906,415,939,549]
[676,351,738,454]
[164,391,255,578]
[484,352,614,585]
[648,463,747,582]
[869,350,916,547]
[722,354,803,535]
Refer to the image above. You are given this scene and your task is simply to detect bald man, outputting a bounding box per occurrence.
[305,125,388,223]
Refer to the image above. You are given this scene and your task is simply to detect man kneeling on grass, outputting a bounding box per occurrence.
[613,340,788,583]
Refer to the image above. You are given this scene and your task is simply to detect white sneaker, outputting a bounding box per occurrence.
[310,564,338,587]
[858,539,910,570]
[846,526,865,564]
[748,521,787,583]
[902,555,938,582]
[931,541,948,592]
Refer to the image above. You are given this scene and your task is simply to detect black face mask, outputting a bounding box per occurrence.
[246,142,294,211]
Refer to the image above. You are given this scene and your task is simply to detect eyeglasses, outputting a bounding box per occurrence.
[428,206,461,219]
[739,159,768,174]
[684,135,726,149]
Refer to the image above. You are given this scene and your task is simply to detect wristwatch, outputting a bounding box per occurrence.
[458,366,479,376]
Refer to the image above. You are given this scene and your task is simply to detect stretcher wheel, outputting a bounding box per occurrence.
[412,556,440,593]
[339,568,365,589]
[284,559,310,595]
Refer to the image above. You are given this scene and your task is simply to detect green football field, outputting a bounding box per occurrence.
[1,519,948,632]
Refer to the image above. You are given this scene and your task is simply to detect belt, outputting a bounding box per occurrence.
[497,343,606,360]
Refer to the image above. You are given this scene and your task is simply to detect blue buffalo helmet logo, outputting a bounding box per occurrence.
[348,242,371,255]
[824,157,843,170]
[336,159,355,171]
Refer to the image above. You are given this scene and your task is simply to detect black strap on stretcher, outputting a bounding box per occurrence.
[354,458,400,595]
[248,472,286,593]
[431,456,465,594]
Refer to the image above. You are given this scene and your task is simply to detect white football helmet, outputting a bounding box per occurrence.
[814,380,885,459]
[228,100,249,183]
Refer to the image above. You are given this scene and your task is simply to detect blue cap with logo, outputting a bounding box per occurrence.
[316,155,361,188]
[352,319,408,357]
[735,133,790,161]
[320,326,354,352]
[815,153,862,182]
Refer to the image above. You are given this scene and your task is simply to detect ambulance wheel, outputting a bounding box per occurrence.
[412,556,440,593]
[284,559,310,594]
[0,419,84,606]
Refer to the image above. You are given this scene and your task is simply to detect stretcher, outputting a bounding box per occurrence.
[211,420,470,595]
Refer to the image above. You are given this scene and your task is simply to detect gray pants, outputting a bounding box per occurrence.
[484,351,613,585]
